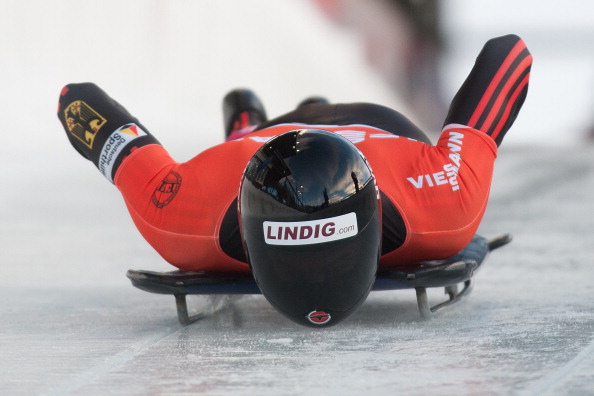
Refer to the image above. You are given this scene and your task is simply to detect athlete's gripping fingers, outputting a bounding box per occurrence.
[444,34,532,146]
[58,83,160,182]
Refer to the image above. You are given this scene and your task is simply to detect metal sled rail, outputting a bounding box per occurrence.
[127,234,512,325]
[126,270,260,326]
[412,233,512,319]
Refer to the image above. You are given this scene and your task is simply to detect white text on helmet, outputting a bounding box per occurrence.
[263,213,358,246]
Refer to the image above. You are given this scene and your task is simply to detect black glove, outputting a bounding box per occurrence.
[57,83,160,182]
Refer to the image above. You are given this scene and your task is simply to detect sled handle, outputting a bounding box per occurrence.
[488,234,512,251]
[415,279,473,320]
[175,294,206,326]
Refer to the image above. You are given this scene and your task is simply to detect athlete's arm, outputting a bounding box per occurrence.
[443,34,532,146]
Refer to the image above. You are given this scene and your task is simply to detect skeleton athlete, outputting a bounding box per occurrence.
[58,34,532,326]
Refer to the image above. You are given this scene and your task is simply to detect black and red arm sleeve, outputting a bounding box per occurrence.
[443,34,532,146]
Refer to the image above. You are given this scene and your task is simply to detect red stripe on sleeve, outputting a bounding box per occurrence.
[490,73,531,142]
[468,40,529,129]
[480,55,532,133]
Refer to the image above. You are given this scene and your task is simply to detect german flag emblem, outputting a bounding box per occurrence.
[64,100,107,149]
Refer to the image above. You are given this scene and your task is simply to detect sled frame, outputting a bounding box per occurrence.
[127,234,512,325]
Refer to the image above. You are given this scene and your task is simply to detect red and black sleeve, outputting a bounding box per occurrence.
[443,34,532,146]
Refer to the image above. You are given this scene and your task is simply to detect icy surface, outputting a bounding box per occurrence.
[1,1,594,395]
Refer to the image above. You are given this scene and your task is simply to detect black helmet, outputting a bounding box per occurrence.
[239,129,381,327]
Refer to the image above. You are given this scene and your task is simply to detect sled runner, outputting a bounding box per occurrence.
[127,234,511,325]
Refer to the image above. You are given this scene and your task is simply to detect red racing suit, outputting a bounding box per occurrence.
[115,122,497,273]
[58,34,531,274]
